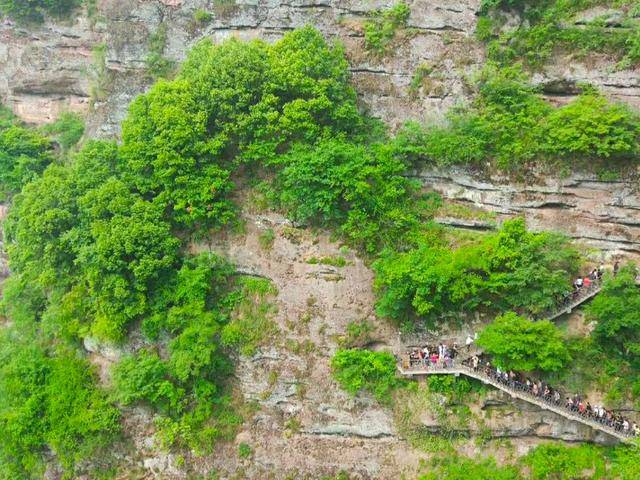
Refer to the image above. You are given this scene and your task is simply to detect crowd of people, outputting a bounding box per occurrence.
[465,355,639,438]
[402,342,638,438]
[405,343,460,369]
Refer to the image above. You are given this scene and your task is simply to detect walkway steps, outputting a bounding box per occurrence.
[397,364,633,443]
[538,282,602,322]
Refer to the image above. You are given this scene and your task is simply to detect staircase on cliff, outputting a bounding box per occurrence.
[396,362,634,443]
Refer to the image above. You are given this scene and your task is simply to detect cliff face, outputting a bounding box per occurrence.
[1,2,640,477]
[419,168,640,259]
[1,1,638,254]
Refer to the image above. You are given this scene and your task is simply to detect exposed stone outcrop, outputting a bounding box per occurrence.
[417,167,640,257]
[2,0,639,136]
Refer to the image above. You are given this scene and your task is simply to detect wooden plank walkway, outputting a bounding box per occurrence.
[397,363,634,443]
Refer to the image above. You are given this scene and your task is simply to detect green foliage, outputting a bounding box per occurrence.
[5,140,180,341]
[238,442,252,458]
[258,228,275,250]
[373,218,580,325]
[0,330,120,479]
[418,454,521,480]
[587,264,640,367]
[477,312,570,372]
[40,112,85,151]
[0,0,82,23]
[306,255,348,267]
[220,277,278,356]
[114,253,245,452]
[274,139,431,253]
[522,443,606,479]
[192,9,212,26]
[364,2,411,56]
[427,375,474,403]
[120,79,235,230]
[479,0,640,69]
[0,123,53,199]
[145,24,175,79]
[339,320,374,348]
[331,349,399,401]
[395,64,640,171]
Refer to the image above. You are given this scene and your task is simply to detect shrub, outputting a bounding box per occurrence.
[522,443,606,480]
[274,139,429,253]
[238,442,252,458]
[0,124,53,199]
[364,2,411,55]
[587,264,640,367]
[40,111,85,151]
[477,312,570,372]
[331,349,399,401]
[418,454,521,480]
[192,9,212,26]
[479,1,640,69]
[396,64,640,171]
[0,333,120,478]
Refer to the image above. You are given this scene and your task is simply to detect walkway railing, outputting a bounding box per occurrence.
[534,279,602,322]
[397,359,636,443]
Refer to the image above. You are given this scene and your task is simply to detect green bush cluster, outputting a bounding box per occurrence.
[0,0,82,23]
[373,218,580,326]
[0,120,54,200]
[417,443,640,480]
[40,111,85,151]
[394,64,640,171]
[477,312,570,372]
[331,349,399,401]
[587,264,640,367]
[479,0,640,69]
[364,2,411,56]
[0,332,120,478]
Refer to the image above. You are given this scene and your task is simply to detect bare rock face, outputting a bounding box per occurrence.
[1,0,639,135]
[418,167,640,257]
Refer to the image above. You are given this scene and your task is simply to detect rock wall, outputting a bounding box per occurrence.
[418,168,640,258]
[1,0,639,135]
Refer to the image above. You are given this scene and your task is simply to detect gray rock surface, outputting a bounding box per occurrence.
[417,167,640,257]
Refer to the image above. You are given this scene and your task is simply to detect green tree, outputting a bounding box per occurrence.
[0,331,120,479]
[476,312,570,372]
[331,349,399,401]
[373,218,579,325]
[0,124,53,199]
[587,264,640,366]
[274,139,428,253]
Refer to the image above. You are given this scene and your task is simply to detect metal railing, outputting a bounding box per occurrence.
[397,359,636,443]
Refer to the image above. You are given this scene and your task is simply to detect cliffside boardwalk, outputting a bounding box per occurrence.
[396,275,640,443]
[534,279,603,322]
[397,361,635,443]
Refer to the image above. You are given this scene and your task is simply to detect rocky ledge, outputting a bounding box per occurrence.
[417,167,640,258]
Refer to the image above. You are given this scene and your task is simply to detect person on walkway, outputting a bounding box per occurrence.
[471,355,479,371]
[583,276,591,288]
[614,260,620,276]
[465,334,473,352]
[574,277,583,290]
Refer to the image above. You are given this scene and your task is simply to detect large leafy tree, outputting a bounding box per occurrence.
[476,311,570,372]
[587,264,640,366]
[274,139,427,253]
[5,141,180,341]
[373,218,579,325]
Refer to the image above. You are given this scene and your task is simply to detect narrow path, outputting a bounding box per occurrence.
[397,363,634,443]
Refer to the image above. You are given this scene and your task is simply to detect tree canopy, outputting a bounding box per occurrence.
[476,311,570,372]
